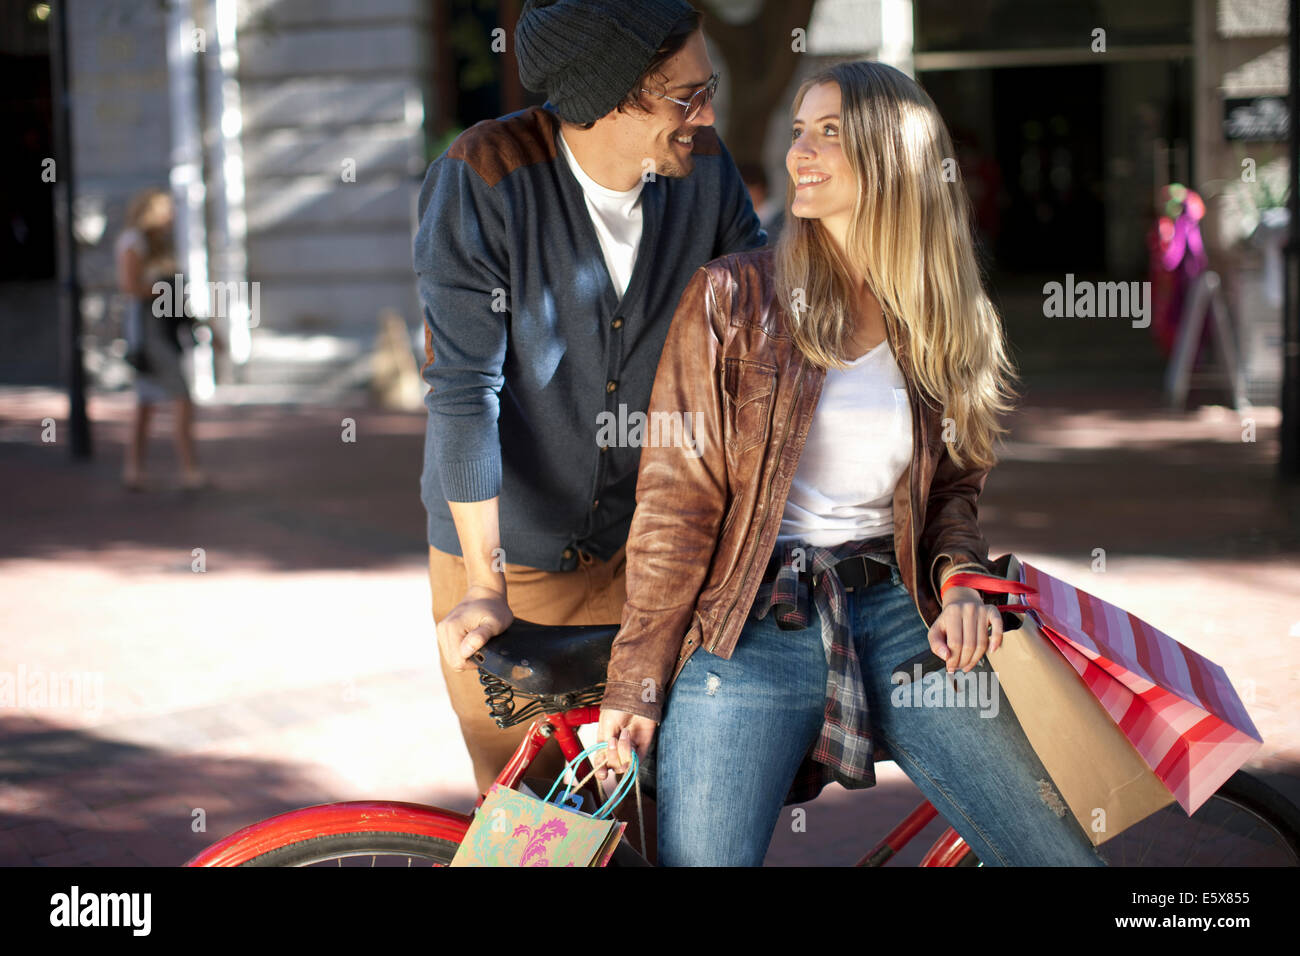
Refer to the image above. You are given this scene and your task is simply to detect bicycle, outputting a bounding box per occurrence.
[185,619,1300,867]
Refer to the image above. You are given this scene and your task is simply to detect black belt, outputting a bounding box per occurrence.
[765,552,893,591]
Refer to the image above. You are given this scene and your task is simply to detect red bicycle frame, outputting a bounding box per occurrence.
[486,706,600,803]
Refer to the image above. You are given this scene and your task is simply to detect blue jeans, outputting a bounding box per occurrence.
[655,563,1107,866]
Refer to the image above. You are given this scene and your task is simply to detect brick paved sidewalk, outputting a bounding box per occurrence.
[0,383,1297,866]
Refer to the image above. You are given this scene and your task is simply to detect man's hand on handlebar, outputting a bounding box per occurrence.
[436,585,513,672]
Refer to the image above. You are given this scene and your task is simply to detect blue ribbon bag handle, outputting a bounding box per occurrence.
[542,741,639,820]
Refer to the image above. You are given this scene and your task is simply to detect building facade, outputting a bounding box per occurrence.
[0,0,1287,407]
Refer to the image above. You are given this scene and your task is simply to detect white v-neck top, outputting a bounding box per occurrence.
[777,340,913,548]
[557,129,645,300]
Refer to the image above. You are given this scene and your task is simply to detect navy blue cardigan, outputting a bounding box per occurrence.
[414,104,766,571]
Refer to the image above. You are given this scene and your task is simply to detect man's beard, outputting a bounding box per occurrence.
[656,138,694,179]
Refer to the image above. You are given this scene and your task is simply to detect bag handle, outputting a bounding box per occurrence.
[941,571,1037,613]
[544,742,639,820]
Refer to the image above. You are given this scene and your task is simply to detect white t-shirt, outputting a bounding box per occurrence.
[777,340,913,548]
[557,129,644,300]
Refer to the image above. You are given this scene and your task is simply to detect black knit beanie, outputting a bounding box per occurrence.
[515,0,697,125]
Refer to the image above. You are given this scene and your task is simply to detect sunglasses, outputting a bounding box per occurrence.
[641,72,719,123]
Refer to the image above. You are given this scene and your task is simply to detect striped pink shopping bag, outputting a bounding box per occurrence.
[947,558,1263,815]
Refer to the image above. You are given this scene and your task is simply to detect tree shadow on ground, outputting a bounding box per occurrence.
[0,715,475,866]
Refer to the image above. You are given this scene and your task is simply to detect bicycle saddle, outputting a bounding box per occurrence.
[472,620,619,697]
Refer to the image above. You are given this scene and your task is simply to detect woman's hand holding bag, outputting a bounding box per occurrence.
[926,584,1005,673]
[594,707,657,782]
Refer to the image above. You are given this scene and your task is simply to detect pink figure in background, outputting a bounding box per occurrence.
[1147,184,1209,358]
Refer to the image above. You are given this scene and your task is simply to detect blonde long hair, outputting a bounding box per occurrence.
[775,61,1017,470]
[123,187,175,274]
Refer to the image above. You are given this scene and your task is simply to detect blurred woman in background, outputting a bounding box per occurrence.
[115,187,207,491]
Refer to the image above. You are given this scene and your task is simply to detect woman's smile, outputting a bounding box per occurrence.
[796,169,832,189]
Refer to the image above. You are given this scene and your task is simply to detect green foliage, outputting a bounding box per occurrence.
[1217,149,1290,244]
[449,0,502,93]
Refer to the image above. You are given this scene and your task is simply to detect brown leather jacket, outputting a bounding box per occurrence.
[602,246,999,722]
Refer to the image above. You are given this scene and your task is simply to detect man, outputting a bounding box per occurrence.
[414,0,766,796]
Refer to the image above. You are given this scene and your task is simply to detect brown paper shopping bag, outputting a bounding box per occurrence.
[985,555,1175,846]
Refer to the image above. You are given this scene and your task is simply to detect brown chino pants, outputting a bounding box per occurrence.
[428,544,629,794]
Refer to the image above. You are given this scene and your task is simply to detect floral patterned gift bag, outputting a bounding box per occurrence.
[450,744,637,867]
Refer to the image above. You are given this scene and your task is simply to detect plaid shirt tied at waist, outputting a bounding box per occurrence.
[751,534,898,804]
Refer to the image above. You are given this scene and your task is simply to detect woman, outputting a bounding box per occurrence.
[595,61,1105,866]
[116,187,208,491]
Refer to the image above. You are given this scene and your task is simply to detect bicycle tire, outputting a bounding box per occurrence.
[949,770,1300,867]
[185,801,471,867]
[237,830,460,867]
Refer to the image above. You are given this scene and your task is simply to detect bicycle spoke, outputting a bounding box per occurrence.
[1133,808,1169,865]
[1179,818,1200,867]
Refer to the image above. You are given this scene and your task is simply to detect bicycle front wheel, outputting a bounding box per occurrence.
[185,801,471,867]
[954,770,1300,867]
